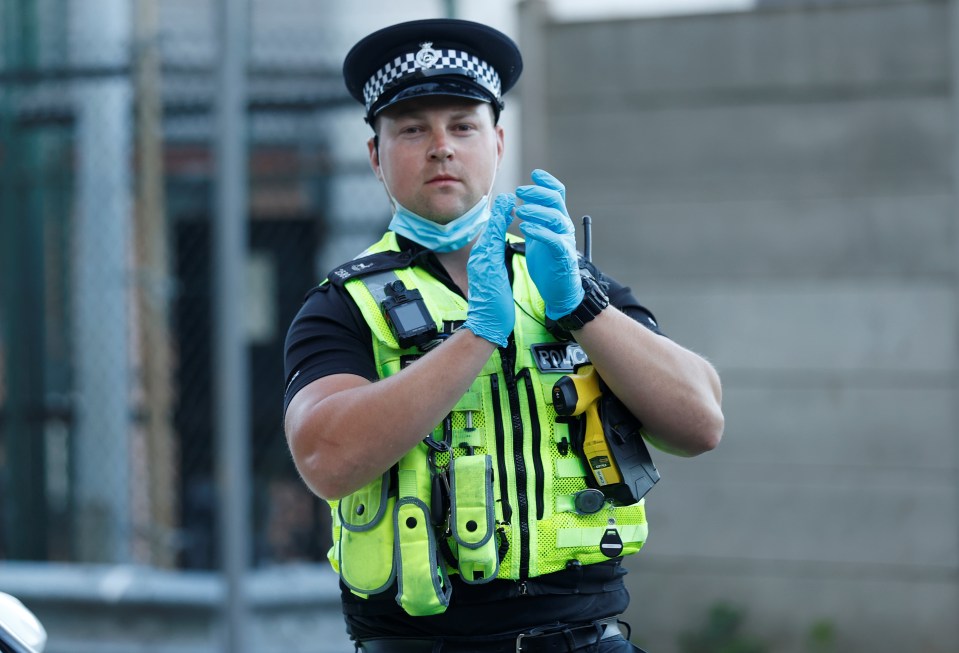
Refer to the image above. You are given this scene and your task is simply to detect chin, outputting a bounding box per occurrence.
[422,205,469,224]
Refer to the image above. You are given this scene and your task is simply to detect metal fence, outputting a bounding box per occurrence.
[0,0,393,571]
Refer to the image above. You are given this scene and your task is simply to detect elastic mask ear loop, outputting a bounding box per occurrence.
[484,155,499,209]
[371,129,400,211]
[379,153,402,213]
[474,148,500,220]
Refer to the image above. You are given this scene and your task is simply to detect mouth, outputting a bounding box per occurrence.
[426,174,461,185]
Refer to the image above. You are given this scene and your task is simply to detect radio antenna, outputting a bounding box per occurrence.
[582,215,593,264]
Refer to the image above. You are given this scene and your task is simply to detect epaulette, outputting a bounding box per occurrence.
[325,250,415,287]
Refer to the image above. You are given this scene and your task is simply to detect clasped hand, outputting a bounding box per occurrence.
[462,170,584,347]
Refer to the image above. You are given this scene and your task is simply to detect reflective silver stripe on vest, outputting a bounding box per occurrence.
[361,270,403,305]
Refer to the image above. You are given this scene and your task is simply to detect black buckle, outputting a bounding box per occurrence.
[514,619,612,652]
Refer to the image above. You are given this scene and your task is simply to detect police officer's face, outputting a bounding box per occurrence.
[369,97,504,224]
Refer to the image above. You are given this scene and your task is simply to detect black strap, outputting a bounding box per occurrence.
[357,618,622,653]
[326,250,415,287]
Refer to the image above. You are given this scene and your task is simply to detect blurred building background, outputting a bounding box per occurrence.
[1,0,957,652]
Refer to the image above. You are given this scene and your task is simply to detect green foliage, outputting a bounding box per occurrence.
[805,619,837,653]
[678,602,769,653]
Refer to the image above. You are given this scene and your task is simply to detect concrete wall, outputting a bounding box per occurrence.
[0,563,352,653]
[518,1,959,651]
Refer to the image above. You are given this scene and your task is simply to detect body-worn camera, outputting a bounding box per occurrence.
[381,280,438,349]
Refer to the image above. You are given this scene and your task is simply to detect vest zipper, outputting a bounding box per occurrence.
[500,338,531,579]
[490,374,512,526]
[519,370,545,521]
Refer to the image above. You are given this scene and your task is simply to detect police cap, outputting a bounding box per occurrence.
[343,19,523,124]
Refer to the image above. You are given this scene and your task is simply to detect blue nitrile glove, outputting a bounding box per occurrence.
[515,169,585,320]
[461,194,516,348]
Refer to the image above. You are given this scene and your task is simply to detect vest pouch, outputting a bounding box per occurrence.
[449,454,499,584]
[337,472,395,595]
[394,497,452,616]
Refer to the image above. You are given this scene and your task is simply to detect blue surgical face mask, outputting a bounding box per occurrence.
[388,195,490,253]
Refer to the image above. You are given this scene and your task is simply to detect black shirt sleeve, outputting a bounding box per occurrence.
[283,267,662,415]
[282,283,378,413]
[598,270,663,336]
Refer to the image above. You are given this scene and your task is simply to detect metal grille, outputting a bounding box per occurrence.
[0,0,393,569]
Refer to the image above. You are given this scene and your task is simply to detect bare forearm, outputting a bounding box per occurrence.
[573,307,723,456]
[285,329,496,499]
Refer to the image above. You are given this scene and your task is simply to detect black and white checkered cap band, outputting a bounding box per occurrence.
[363,47,502,112]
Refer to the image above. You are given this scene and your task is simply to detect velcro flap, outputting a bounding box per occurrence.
[394,497,451,616]
[555,523,649,548]
[338,493,396,595]
[449,455,494,549]
[338,471,389,532]
[449,455,499,584]
[452,390,482,414]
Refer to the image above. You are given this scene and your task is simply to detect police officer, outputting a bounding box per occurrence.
[284,18,723,652]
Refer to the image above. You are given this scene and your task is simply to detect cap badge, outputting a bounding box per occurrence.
[414,41,440,69]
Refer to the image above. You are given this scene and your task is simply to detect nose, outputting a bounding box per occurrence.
[428,132,453,160]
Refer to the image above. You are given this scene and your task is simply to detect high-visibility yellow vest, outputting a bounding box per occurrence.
[326,232,648,616]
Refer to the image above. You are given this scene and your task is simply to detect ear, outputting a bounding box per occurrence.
[368,136,383,180]
[495,124,505,165]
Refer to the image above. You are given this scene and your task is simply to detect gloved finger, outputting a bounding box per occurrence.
[515,184,568,216]
[471,194,514,260]
[515,203,574,235]
[530,168,566,201]
[489,193,516,233]
[481,194,514,253]
[518,220,576,258]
